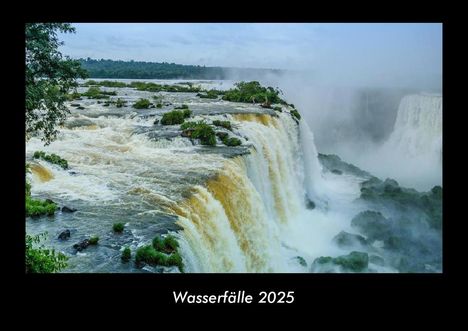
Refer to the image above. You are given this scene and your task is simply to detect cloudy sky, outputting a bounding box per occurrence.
[59,23,442,88]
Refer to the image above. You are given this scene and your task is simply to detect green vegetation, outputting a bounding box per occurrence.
[222,137,242,147]
[79,58,284,79]
[174,104,189,109]
[295,256,307,267]
[33,151,68,169]
[113,222,125,233]
[180,121,216,145]
[132,98,152,109]
[222,81,284,104]
[114,98,127,108]
[67,91,82,100]
[312,251,369,272]
[161,109,191,125]
[82,86,118,98]
[212,120,232,130]
[156,103,163,108]
[290,109,301,120]
[135,234,183,271]
[26,197,57,217]
[89,236,99,245]
[152,235,179,253]
[26,23,87,145]
[129,82,200,93]
[83,80,128,88]
[273,106,282,112]
[197,90,219,99]
[26,233,68,273]
[121,247,131,262]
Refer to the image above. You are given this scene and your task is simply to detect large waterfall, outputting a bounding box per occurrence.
[384,94,442,162]
[26,80,414,273]
[169,113,331,272]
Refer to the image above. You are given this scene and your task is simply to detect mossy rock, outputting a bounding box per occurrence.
[312,251,369,273]
[332,231,369,249]
[351,210,391,242]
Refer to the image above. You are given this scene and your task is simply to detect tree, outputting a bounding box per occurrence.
[26,23,86,145]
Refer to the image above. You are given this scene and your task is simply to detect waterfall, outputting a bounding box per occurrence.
[385,93,442,161]
[174,112,329,272]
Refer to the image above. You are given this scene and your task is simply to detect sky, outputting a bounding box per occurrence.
[59,23,442,88]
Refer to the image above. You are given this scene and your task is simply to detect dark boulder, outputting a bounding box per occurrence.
[305,198,315,210]
[331,169,343,175]
[73,239,90,252]
[62,206,77,213]
[58,229,71,240]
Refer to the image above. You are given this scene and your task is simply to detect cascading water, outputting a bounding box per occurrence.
[384,94,442,161]
[355,93,443,191]
[26,79,391,273]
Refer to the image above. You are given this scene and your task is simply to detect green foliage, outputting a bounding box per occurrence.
[129,82,200,93]
[135,245,168,265]
[212,120,232,130]
[93,80,128,88]
[26,197,57,217]
[273,106,282,112]
[152,235,179,254]
[113,222,124,233]
[26,23,87,145]
[156,103,163,108]
[180,121,216,145]
[313,251,369,272]
[136,235,184,271]
[222,137,242,147]
[174,104,189,110]
[290,109,301,120]
[33,151,68,169]
[79,58,284,80]
[26,233,68,273]
[132,98,152,109]
[197,90,219,99]
[114,98,127,108]
[82,86,110,99]
[222,81,284,104]
[167,252,184,272]
[89,236,99,245]
[121,247,131,262]
[161,110,186,125]
[67,91,82,100]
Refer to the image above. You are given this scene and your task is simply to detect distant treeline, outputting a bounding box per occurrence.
[79,58,285,80]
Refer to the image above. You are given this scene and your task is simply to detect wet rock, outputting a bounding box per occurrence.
[58,230,71,240]
[153,119,159,125]
[73,239,90,251]
[331,169,343,175]
[294,256,307,267]
[305,198,315,210]
[332,231,369,249]
[45,199,55,204]
[311,251,369,273]
[62,206,77,213]
[383,178,401,194]
[181,129,194,138]
[351,210,391,242]
[69,171,78,175]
